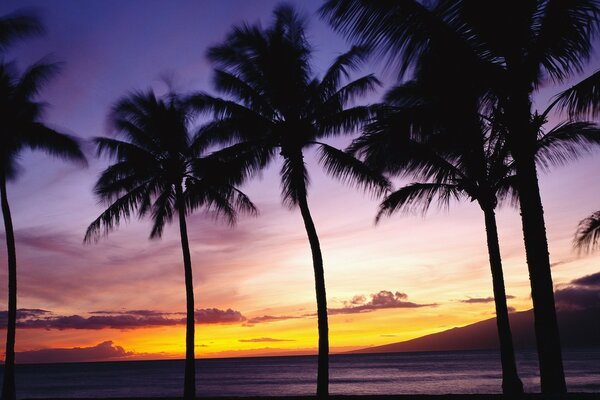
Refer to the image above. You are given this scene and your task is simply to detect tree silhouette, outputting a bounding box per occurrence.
[190,4,388,397]
[0,11,42,51]
[352,76,600,394]
[0,60,86,400]
[574,211,600,252]
[84,90,255,400]
[321,0,600,392]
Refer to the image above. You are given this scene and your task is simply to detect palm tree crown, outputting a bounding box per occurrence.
[84,91,255,242]
[1,61,86,180]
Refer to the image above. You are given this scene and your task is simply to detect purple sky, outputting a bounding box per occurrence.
[1,0,599,362]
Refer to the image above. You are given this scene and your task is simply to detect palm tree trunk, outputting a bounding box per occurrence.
[297,192,329,399]
[506,88,566,394]
[176,186,196,400]
[0,173,17,400]
[513,152,566,394]
[482,206,523,395]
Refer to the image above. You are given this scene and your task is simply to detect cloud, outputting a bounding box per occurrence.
[238,337,295,343]
[555,287,600,310]
[329,290,435,315]
[196,308,246,324]
[90,310,184,316]
[15,341,134,364]
[571,272,600,288]
[0,308,246,330]
[245,315,300,324]
[555,271,600,310]
[0,309,51,326]
[460,295,515,304]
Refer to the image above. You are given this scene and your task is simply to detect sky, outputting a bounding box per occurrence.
[0,0,599,363]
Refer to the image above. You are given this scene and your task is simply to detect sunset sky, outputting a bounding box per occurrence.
[1,0,599,363]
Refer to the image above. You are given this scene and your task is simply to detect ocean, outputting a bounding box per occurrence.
[2,348,599,398]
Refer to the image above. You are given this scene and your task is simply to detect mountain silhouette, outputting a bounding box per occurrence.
[351,308,600,354]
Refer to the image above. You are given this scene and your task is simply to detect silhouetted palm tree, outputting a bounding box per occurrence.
[191,5,388,397]
[574,211,600,252]
[321,0,600,392]
[84,91,256,400]
[0,60,86,400]
[0,11,42,51]
[352,78,600,394]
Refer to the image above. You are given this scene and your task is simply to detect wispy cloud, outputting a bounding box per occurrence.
[460,295,515,304]
[238,337,295,343]
[245,315,300,324]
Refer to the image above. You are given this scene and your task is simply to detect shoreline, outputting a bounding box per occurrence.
[23,394,600,400]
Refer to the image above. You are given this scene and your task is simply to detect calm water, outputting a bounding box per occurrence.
[2,348,599,398]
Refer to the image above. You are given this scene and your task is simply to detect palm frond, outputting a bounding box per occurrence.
[554,69,600,119]
[574,210,600,253]
[319,74,380,111]
[316,142,390,197]
[0,12,43,50]
[315,105,375,139]
[531,0,600,83]
[280,155,309,208]
[15,59,61,99]
[212,69,276,118]
[318,45,371,97]
[376,182,462,222]
[93,137,154,163]
[84,183,153,243]
[535,121,600,171]
[149,187,175,239]
[22,124,87,165]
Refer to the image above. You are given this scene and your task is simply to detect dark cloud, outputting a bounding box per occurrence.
[0,309,51,326]
[571,272,600,288]
[196,308,246,324]
[0,308,245,330]
[245,315,300,324]
[555,287,600,310]
[90,310,184,317]
[238,337,295,343]
[15,341,134,364]
[555,271,600,310]
[330,290,435,315]
[460,295,515,304]
[461,297,494,304]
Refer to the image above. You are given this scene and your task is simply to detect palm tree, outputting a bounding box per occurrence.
[0,60,86,400]
[352,77,600,393]
[190,5,388,397]
[0,11,42,51]
[321,0,600,393]
[351,80,524,394]
[84,90,255,400]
